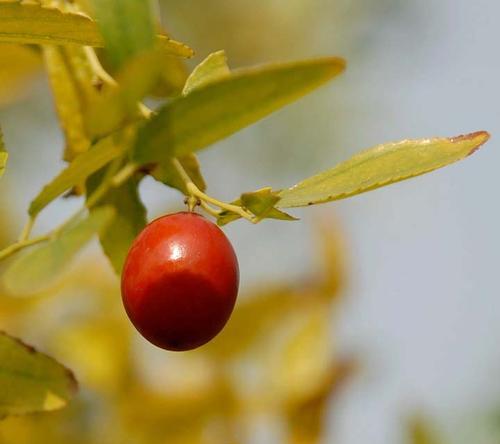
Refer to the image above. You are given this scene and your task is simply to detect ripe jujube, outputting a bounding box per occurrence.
[121,212,239,351]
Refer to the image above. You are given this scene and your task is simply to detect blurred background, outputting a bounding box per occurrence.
[1,0,499,443]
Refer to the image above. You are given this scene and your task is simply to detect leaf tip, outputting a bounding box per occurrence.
[65,366,79,396]
[321,56,347,76]
[452,130,490,156]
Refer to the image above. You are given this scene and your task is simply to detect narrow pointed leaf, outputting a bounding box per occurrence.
[278,131,490,208]
[43,45,93,161]
[0,332,77,416]
[0,2,102,46]
[182,50,230,95]
[29,138,123,217]
[132,57,346,165]
[3,207,115,295]
[0,3,192,56]
[87,171,146,273]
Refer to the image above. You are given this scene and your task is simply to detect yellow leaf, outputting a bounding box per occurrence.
[182,50,230,95]
[313,215,347,299]
[0,2,193,57]
[286,359,356,444]
[29,137,123,217]
[0,2,102,46]
[278,131,490,207]
[205,286,306,359]
[42,45,93,161]
[0,43,41,107]
[271,305,332,405]
[0,151,6,179]
[51,318,131,394]
[0,332,77,416]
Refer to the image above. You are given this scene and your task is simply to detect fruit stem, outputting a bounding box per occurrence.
[199,200,221,217]
[172,158,257,223]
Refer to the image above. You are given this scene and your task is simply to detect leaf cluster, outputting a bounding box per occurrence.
[0,0,491,426]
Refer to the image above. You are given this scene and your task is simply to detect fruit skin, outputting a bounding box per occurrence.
[121,212,239,351]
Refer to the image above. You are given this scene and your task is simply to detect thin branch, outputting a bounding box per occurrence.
[172,158,257,223]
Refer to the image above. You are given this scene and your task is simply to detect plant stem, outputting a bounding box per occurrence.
[1,162,138,263]
[83,46,117,87]
[84,47,154,120]
[111,163,137,187]
[0,235,50,262]
[199,200,221,218]
[172,159,257,223]
[18,217,35,242]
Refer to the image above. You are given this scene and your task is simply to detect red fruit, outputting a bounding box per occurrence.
[121,212,239,351]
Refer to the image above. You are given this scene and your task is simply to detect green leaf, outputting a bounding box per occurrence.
[86,49,163,138]
[3,207,115,295]
[0,2,101,47]
[89,0,193,68]
[29,137,123,217]
[217,188,297,226]
[277,131,490,208]
[132,57,346,165]
[0,332,77,416]
[87,171,146,273]
[89,0,154,68]
[151,154,206,194]
[182,50,230,95]
[148,52,221,194]
[42,45,94,161]
[241,187,280,216]
[216,210,242,227]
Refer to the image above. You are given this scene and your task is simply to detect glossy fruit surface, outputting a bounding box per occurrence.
[121,212,239,351]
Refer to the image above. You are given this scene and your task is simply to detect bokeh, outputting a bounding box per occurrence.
[1,1,499,443]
